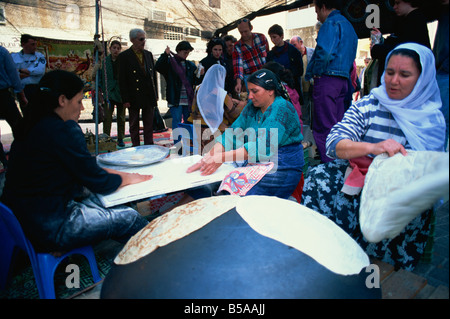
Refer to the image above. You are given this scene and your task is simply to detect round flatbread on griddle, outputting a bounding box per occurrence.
[114,195,239,265]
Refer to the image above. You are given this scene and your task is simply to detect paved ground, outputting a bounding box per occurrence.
[412,200,449,288]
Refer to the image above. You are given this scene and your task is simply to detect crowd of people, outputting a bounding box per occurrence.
[0,0,448,273]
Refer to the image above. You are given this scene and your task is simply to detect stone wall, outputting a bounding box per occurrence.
[1,0,275,47]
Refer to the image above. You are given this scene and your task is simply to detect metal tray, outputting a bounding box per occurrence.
[97,145,170,167]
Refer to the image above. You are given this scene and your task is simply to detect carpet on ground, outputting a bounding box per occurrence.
[0,250,112,299]
[115,129,173,150]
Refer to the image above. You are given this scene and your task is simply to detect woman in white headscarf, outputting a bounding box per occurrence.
[302,43,446,270]
[186,64,243,151]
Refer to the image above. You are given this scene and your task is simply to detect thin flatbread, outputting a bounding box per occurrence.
[236,196,370,276]
[360,151,449,242]
[97,145,169,167]
[114,195,239,265]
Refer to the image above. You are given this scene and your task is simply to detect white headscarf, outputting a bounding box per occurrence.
[371,43,446,151]
[197,64,227,134]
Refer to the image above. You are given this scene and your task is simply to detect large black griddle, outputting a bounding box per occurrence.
[101,208,381,299]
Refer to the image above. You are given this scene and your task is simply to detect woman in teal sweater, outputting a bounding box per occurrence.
[188,69,304,199]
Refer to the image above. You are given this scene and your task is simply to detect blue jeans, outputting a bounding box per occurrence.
[170,105,191,144]
[437,72,449,150]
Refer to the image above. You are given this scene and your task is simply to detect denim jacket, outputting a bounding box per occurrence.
[305,10,357,81]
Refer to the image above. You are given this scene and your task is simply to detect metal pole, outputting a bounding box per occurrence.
[94,0,100,155]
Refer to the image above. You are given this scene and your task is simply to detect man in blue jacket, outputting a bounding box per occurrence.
[0,45,28,169]
[305,0,357,163]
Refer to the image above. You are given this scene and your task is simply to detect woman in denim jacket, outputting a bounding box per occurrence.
[305,0,358,163]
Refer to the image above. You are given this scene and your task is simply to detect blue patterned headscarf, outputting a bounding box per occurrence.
[371,43,446,151]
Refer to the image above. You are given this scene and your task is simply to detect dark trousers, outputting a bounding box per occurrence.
[171,105,191,144]
[21,84,39,114]
[301,89,313,126]
[103,100,126,140]
[0,89,23,167]
[312,75,348,163]
[128,105,154,147]
[0,88,22,135]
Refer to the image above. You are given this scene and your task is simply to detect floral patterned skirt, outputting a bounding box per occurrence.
[301,159,432,270]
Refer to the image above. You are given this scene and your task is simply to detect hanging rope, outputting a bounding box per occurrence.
[92,0,109,106]
[99,0,110,107]
[92,0,110,123]
[93,0,103,155]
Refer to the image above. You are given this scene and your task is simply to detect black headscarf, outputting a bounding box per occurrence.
[247,69,291,101]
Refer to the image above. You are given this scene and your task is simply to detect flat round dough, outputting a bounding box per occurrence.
[131,154,145,161]
[115,195,239,265]
[236,196,370,276]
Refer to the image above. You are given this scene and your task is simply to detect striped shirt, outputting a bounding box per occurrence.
[326,94,410,159]
[232,33,269,81]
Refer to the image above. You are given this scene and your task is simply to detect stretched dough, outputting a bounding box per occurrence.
[236,196,370,276]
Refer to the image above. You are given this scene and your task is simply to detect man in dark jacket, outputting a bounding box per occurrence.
[223,35,237,95]
[267,24,304,103]
[118,28,158,146]
[155,41,198,143]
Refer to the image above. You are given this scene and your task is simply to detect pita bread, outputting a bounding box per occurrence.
[360,151,449,243]
[235,196,370,276]
[114,195,239,265]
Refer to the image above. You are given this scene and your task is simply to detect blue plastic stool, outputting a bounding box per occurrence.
[0,202,102,299]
